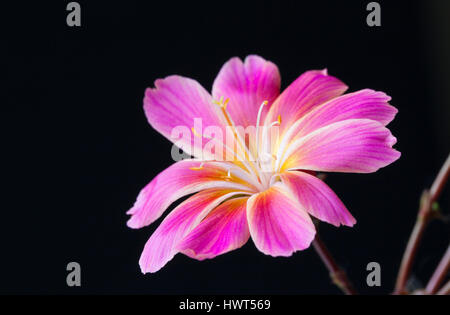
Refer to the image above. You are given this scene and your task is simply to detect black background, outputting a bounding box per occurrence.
[2,0,449,294]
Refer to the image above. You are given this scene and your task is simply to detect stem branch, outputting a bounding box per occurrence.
[425,245,450,294]
[312,234,357,295]
[436,281,450,295]
[394,153,450,295]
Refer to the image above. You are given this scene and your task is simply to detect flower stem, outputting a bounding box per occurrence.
[436,281,450,295]
[394,153,450,295]
[312,234,357,295]
[425,245,450,294]
[430,154,450,200]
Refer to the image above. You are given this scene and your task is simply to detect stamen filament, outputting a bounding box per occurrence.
[255,100,268,161]
[191,125,261,186]
[214,98,261,182]
[257,114,282,185]
[274,115,306,172]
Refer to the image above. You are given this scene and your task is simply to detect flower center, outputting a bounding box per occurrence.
[190,97,281,191]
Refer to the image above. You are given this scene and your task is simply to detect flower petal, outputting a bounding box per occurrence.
[280,119,401,173]
[139,189,243,273]
[144,75,224,157]
[264,69,348,134]
[247,184,316,257]
[212,55,281,128]
[127,159,254,229]
[280,171,356,227]
[278,89,398,150]
[177,197,249,260]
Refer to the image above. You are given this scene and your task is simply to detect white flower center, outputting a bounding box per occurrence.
[189,98,282,192]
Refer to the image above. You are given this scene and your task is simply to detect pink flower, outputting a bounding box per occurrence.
[128,55,400,273]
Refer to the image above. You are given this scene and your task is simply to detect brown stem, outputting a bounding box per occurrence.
[312,234,357,295]
[393,190,432,295]
[394,153,450,295]
[430,154,450,201]
[436,281,450,295]
[425,245,450,294]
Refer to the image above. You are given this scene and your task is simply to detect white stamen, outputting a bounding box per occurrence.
[193,97,286,191]
[213,97,260,183]
[255,100,268,161]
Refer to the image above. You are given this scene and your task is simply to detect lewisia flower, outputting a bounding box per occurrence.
[128,55,400,273]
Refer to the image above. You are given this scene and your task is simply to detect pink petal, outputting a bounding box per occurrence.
[139,189,243,273]
[212,55,281,128]
[144,75,224,157]
[281,119,401,173]
[281,89,398,146]
[280,171,356,227]
[177,197,249,260]
[264,69,348,134]
[247,184,316,257]
[127,160,254,229]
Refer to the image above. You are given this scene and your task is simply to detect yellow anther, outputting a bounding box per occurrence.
[191,127,202,138]
[262,100,268,106]
[223,98,230,109]
[189,162,204,171]
[213,96,230,109]
[268,115,281,128]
